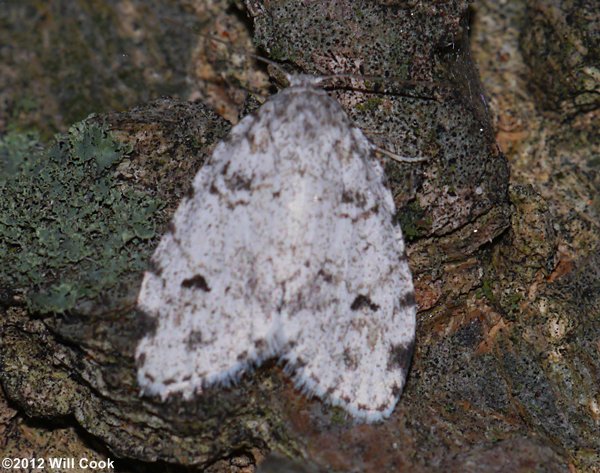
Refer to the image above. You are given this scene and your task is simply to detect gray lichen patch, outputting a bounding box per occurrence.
[489,252,600,469]
[0,1,212,137]
[248,0,470,79]
[473,186,598,462]
[0,307,82,419]
[0,120,159,314]
[0,377,117,473]
[471,2,599,469]
[520,0,600,113]
[245,0,510,249]
[101,98,231,211]
[440,437,569,472]
[493,185,559,283]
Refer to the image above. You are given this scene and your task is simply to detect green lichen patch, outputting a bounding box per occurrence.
[0,130,41,185]
[0,120,160,314]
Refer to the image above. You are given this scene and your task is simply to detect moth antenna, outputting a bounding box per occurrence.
[374,146,430,164]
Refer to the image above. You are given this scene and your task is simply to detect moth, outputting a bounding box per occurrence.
[136,75,416,422]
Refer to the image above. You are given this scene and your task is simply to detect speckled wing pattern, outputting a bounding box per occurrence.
[136,80,416,422]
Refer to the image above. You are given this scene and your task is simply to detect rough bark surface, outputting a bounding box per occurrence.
[0,0,598,472]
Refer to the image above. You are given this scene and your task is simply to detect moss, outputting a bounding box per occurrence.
[444,403,457,414]
[355,97,383,112]
[504,292,523,314]
[0,120,160,314]
[481,279,496,304]
[328,406,348,425]
[395,200,431,240]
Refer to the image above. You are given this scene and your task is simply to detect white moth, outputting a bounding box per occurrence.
[136,76,416,422]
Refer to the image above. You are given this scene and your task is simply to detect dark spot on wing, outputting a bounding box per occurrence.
[254,339,267,350]
[391,383,402,397]
[137,309,158,338]
[376,402,389,412]
[181,274,211,292]
[163,378,176,385]
[387,339,415,372]
[137,353,146,365]
[272,190,281,198]
[341,190,367,207]
[147,258,163,277]
[184,186,195,199]
[225,172,252,191]
[247,130,256,146]
[209,182,220,194]
[301,120,318,140]
[144,373,155,382]
[343,347,358,370]
[317,269,334,283]
[237,350,248,361]
[351,294,380,312]
[399,291,416,308]
[185,330,204,350]
[167,221,176,234]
